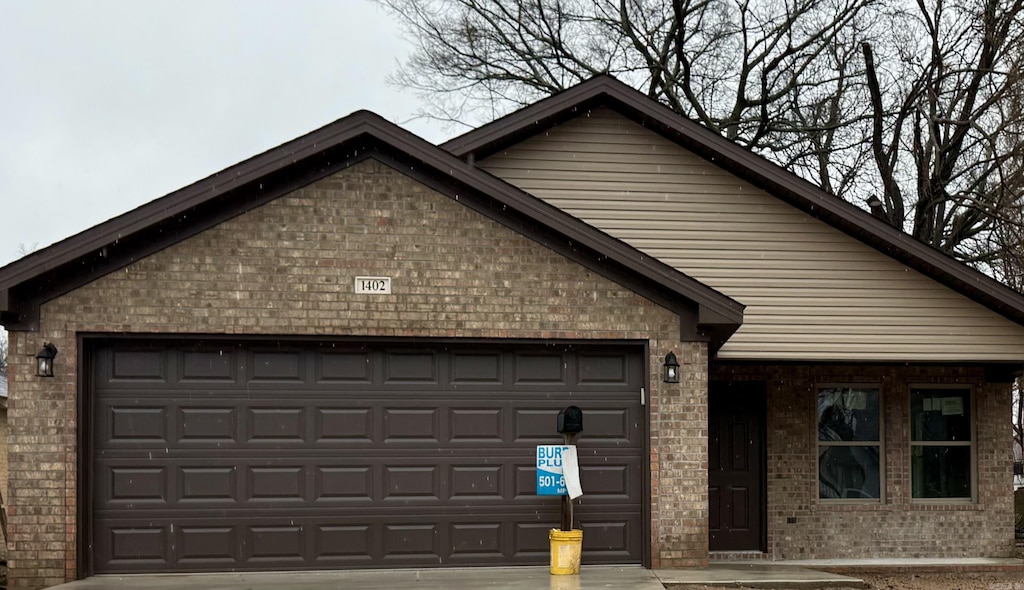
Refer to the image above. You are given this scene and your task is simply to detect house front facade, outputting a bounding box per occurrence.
[1,77,1022,589]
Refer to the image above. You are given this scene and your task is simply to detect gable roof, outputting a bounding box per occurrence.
[443,75,1024,328]
[0,108,742,347]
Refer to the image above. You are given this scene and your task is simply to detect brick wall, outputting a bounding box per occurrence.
[0,404,8,561]
[714,363,1016,559]
[651,341,709,568]
[6,159,707,588]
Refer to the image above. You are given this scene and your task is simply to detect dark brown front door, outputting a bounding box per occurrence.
[88,340,644,573]
[708,381,765,552]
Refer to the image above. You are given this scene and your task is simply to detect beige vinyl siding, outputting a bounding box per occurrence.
[481,108,1024,361]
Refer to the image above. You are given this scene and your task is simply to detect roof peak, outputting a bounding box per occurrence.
[441,74,1024,328]
[0,100,741,346]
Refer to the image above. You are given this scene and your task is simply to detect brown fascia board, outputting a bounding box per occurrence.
[443,75,1024,327]
[0,107,743,336]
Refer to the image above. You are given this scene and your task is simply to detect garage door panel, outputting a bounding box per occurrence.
[248,350,305,383]
[513,406,642,447]
[577,352,632,384]
[512,522,552,559]
[316,351,373,383]
[382,407,441,442]
[179,407,238,443]
[93,505,640,572]
[449,522,505,558]
[315,466,374,501]
[247,407,307,442]
[383,350,439,384]
[383,465,441,502]
[179,466,238,503]
[514,408,564,441]
[91,341,644,573]
[578,513,642,560]
[512,352,568,384]
[247,466,307,502]
[450,465,503,499]
[106,406,168,443]
[450,351,504,384]
[313,523,377,561]
[101,401,527,449]
[177,526,239,566]
[382,523,440,560]
[110,349,168,382]
[246,525,306,564]
[314,407,374,442]
[107,466,168,505]
[99,454,645,508]
[98,346,642,391]
[93,525,170,571]
[449,408,504,442]
[92,457,505,509]
[572,407,638,445]
[513,459,643,504]
[579,462,637,499]
[180,349,239,383]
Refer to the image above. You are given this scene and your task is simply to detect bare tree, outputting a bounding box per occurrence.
[0,327,7,377]
[379,0,1024,269]
[995,37,1024,468]
[862,0,1024,266]
[381,0,877,194]
[1003,243,1024,467]
[1015,379,1023,473]
[16,242,39,258]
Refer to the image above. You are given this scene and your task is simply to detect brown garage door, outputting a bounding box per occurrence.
[89,340,645,573]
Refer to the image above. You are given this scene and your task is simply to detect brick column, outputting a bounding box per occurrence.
[7,329,77,589]
[651,341,709,567]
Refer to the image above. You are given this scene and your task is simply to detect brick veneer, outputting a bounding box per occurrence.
[652,342,709,567]
[6,160,707,588]
[713,363,1016,559]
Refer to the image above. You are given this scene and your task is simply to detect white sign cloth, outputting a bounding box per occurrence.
[562,445,583,500]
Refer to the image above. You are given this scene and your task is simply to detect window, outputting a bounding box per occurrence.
[910,388,972,500]
[817,386,882,500]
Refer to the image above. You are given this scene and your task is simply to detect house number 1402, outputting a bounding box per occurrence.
[354,276,392,294]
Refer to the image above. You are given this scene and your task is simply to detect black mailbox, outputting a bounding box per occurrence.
[557,405,583,434]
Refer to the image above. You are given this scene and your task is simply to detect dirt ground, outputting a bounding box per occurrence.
[855,572,1024,590]
[671,571,1024,590]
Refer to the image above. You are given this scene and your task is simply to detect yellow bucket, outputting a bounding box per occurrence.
[549,528,583,575]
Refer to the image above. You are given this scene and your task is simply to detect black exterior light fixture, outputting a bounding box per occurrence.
[662,351,680,384]
[36,343,58,378]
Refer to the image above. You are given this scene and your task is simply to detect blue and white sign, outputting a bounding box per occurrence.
[536,445,571,495]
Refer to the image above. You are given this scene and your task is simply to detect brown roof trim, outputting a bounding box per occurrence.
[0,107,742,344]
[443,75,1024,327]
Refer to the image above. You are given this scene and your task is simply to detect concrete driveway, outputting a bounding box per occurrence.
[45,566,665,590]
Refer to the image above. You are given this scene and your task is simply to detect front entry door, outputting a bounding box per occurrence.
[708,381,765,552]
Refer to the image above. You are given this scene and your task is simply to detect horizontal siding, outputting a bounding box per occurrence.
[481,108,1024,361]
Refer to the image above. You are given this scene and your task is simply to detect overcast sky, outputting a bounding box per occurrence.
[0,0,449,268]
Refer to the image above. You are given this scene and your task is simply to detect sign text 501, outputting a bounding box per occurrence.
[354,276,392,294]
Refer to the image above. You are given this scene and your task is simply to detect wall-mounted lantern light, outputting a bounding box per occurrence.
[36,343,58,378]
[662,351,679,384]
